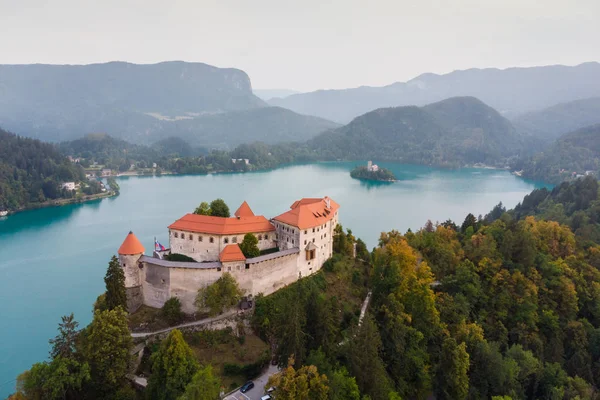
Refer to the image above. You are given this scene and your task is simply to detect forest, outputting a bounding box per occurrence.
[0,128,87,211]
[11,176,600,399]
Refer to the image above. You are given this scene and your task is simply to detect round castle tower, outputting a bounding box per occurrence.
[118,231,145,312]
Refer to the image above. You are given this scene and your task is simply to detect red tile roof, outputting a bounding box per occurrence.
[118,231,145,255]
[234,201,255,217]
[273,196,340,229]
[219,244,246,262]
[168,214,275,235]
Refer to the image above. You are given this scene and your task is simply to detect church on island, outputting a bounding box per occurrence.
[118,196,340,313]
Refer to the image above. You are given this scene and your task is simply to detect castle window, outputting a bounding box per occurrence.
[232,236,237,243]
[324,233,327,237]
[304,230,307,234]
[312,238,315,243]
[312,228,315,233]
[210,237,214,243]
[245,264,250,269]
[304,240,307,245]
[228,266,232,271]
[189,234,193,240]
[292,239,294,245]
[199,236,203,242]
[174,232,178,238]
[224,237,229,244]
[257,235,262,240]
[275,234,278,240]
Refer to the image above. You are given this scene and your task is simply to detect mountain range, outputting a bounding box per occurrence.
[0,62,336,147]
[511,97,600,143]
[270,62,600,123]
[305,96,528,166]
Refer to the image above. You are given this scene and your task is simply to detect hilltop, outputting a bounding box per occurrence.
[515,124,600,183]
[270,62,600,123]
[307,96,527,166]
[511,97,600,143]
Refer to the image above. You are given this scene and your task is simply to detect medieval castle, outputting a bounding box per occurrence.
[117,196,340,313]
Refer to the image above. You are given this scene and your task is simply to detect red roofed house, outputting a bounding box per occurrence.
[167,200,276,262]
[118,198,338,313]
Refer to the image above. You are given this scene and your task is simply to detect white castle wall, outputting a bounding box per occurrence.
[169,229,276,262]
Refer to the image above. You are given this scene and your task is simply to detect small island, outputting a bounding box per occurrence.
[350,161,396,182]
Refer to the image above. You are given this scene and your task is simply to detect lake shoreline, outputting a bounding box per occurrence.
[4,191,118,217]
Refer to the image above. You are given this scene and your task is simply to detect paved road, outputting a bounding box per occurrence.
[223,364,279,400]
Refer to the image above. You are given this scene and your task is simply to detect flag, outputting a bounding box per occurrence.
[155,238,166,251]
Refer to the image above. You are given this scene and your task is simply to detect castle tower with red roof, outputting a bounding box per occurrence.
[118,231,145,312]
[118,197,339,313]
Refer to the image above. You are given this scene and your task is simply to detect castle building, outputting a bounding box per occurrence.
[118,196,339,313]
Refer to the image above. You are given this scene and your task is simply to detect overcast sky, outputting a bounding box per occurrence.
[1,0,598,92]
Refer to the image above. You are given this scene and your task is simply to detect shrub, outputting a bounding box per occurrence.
[162,297,184,325]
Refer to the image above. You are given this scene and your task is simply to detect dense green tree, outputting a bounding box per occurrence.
[329,367,361,400]
[147,329,200,400]
[0,129,86,211]
[347,315,393,400]
[178,365,222,400]
[16,357,90,400]
[162,297,184,325]
[239,233,260,258]
[209,198,230,217]
[266,357,329,400]
[461,213,478,234]
[104,255,127,311]
[81,307,132,395]
[434,337,469,400]
[195,273,243,316]
[193,202,211,216]
[49,313,79,360]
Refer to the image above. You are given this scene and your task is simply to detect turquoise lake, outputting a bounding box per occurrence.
[0,161,548,396]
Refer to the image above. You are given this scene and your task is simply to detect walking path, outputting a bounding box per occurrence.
[358,291,372,326]
[131,309,238,338]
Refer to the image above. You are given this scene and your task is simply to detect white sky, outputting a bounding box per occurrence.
[0,0,598,91]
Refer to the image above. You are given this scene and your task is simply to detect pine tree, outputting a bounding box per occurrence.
[104,255,127,311]
[49,313,79,360]
[147,329,200,400]
[82,307,132,395]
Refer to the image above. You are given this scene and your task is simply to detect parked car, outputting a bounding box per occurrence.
[241,381,255,393]
[261,396,272,400]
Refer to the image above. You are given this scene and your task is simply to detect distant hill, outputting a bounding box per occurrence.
[253,89,300,100]
[306,96,527,166]
[0,61,266,142]
[511,97,600,143]
[516,124,600,183]
[148,106,340,149]
[270,62,600,123]
[0,128,86,211]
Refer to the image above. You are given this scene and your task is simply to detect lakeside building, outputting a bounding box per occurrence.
[119,196,340,313]
[367,160,379,172]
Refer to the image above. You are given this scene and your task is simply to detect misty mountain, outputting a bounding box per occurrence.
[307,96,527,166]
[253,89,300,100]
[0,61,338,147]
[138,106,340,148]
[269,62,600,123]
[511,97,600,143]
[517,124,600,183]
